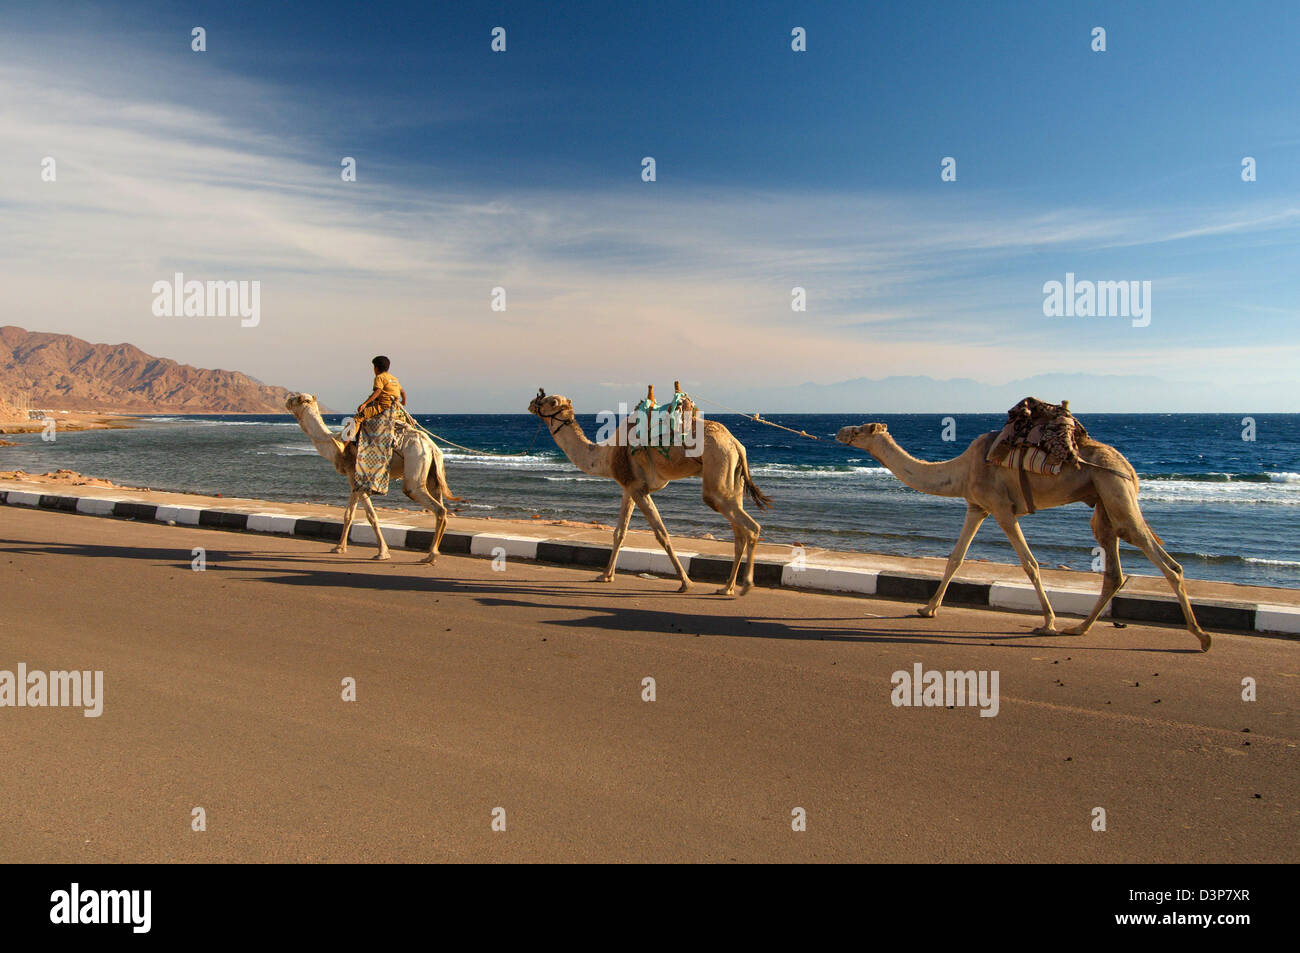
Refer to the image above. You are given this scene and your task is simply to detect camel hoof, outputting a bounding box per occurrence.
[676,582,692,594]
[419,554,438,565]
[917,607,937,619]
[1197,631,1212,652]
[1032,624,1059,636]
[1063,623,1089,637]
[330,546,346,554]
[738,583,752,596]
[715,586,736,596]
[595,574,614,583]
[373,552,392,561]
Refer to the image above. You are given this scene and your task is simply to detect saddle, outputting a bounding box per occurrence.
[626,387,698,459]
[986,398,1089,514]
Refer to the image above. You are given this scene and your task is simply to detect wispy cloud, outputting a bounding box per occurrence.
[1,28,1297,411]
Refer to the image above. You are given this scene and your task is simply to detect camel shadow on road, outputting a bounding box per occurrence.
[1,537,1198,653]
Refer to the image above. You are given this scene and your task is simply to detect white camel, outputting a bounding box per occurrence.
[285,393,459,562]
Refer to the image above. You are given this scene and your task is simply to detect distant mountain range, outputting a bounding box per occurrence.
[0,326,293,413]
[718,372,1201,415]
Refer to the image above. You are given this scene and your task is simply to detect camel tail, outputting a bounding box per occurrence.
[431,451,464,503]
[740,455,773,510]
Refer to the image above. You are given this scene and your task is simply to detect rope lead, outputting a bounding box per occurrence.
[693,395,825,442]
[394,406,544,457]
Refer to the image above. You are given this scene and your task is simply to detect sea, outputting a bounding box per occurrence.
[3,412,1298,590]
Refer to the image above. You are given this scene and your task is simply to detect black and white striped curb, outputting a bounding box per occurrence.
[3,485,1297,637]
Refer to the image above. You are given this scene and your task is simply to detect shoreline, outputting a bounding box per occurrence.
[0,410,136,434]
[0,408,299,434]
[2,469,1297,638]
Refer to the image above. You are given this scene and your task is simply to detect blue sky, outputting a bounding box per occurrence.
[1,1,1297,411]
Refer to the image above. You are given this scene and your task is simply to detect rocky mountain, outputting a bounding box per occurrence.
[0,326,293,413]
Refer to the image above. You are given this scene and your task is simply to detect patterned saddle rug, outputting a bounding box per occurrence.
[353,402,397,494]
[987,397,1088,475]
[986,398,1090,514]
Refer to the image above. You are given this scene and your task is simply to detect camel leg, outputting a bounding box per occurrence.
[1117,520,1211,652]
[707,494,761,596]
[741,516,761,593]
[359,493,391,560]
[632,492,692,592]
[1065,506,1128,636]
[600,493,635,582]
[713,527,745,598]
[404,482,449,564]
[334,489,361,553]
[733,501,761,596]
[430,503,449,561]
[920,504,987,618]
[995,514,1057,634]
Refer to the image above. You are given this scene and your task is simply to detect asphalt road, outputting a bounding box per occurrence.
[1,506,1296,862]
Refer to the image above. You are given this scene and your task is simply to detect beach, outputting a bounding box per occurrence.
[0,406,134,435]
[1,502,1296,863]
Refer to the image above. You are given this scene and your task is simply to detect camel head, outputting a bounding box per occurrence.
[836,422,888,451]
[285,392,317,416]
[528,388,575,423]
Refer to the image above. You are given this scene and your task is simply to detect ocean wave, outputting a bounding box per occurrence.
[1137,480,1300,505]
[249,443,319,456]
[137,418,301,428]
[751,464,893,478]
[441,452,561,465]
[1172,552,1300,571]
[1142,471,1300,484]
[1242,556,1300,569]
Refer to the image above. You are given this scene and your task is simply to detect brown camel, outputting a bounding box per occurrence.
[836,422,1210,651]
[528,389,772,595]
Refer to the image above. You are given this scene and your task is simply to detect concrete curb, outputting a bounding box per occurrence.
[3,485,1296,638]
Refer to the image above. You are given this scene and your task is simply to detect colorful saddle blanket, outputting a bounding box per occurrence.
[628,392,696,459]
[986,397,1088,473]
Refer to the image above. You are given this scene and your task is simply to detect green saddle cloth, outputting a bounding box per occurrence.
[629,393,689,459]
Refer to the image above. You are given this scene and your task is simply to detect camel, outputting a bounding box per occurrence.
[528,389,772,595]
[836,422,1210,651]
[285,393,459,563]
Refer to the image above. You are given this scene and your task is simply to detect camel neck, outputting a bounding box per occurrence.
[549,416,617,479]
[868,434,966,498]
[295,406,344,469]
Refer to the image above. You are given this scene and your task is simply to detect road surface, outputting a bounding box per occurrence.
[1,506,1295,862]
